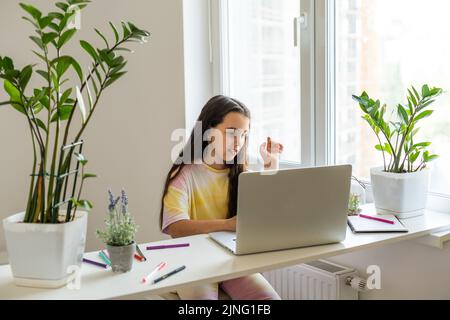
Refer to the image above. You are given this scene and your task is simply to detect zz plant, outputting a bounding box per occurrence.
[353,85,442,174]
[0,0,150,223]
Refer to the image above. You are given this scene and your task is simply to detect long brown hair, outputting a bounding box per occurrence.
[160,95,251,229]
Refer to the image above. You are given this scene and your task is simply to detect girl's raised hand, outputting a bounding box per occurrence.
[259,137,284,170]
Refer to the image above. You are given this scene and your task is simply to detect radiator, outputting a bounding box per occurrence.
[263,260,360,300]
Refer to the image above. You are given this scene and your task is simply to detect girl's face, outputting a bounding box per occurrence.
[213,112,250,163]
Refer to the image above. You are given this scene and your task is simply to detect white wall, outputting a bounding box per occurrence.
[0,0,185,252]
[329,240,450,300]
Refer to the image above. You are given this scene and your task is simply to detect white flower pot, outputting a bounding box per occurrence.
[370,167,430,219]
[2,211,87,288]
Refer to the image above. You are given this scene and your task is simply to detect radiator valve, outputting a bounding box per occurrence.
[345,276,368,292]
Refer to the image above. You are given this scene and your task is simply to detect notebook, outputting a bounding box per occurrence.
[348,205,409,234]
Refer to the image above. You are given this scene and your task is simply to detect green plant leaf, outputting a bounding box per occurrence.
[375,144,384,152]
[411,86,421,103]
[36,69,49,81]
[71,198,93,211]
[69,57,83,82]
[32,88,47,105]
[51,105,73,122]
[121,21,131,38]
[42,32,58,45]
[57,29,77,49]
[429,87,443,96]
[384,143,393,156]
[425,154,439,162]
[53,56,71,77]
[29,36,44,50]
[422,84,430,98]
[98,49,114,67]
[39,16,54,29]
[78,200,93,211]
[418,99,435,111]
[34,118,47,133]
[19,65,33,90]
[410,152,420,163]
[55,2,69,12]
[2,57,13,71]
[39,95,50,110]
[48,12,64,20]
[59,88,73,105]
[19,3,42,21]
[104,71,127,88]
[51,55,82,82]
[22,16,39,28]
[397,104,409,124]
[413,142,431,149]
[408,89,417,106]
[109,22,119,42]
[48,22,60,32]
[95,28,109,48]
[414,110,434,122]
[4,80,20,102]
[4,80,25,114]
[80,40,99,62]
[82,173,97,179]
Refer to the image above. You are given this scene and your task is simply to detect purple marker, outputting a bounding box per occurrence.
[146,243,190,251]
[83,258,108,269]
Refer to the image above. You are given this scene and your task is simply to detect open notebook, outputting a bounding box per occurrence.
[348,205,409,234]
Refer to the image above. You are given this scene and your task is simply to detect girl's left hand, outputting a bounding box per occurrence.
[259,137,284,170]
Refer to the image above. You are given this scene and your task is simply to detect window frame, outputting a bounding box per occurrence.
[211,0,450,208]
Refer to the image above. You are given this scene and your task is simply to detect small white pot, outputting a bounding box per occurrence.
[2,211,87,288]
[370,167,430,219]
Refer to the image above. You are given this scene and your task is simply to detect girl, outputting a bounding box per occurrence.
[160,95,284,300]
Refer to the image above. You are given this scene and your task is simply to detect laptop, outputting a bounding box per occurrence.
[209,165,352,255]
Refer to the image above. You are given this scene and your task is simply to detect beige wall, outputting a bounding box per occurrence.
[0,0,184,251]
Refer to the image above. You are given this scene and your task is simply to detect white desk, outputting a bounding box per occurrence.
[1,208,450,300]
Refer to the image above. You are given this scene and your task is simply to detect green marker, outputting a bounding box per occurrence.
[98,251,111,266]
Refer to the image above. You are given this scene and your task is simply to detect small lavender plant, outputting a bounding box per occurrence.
[96,189,138,247]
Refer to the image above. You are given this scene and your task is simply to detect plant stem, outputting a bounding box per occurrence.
[24,128,37,223]
[44,43,56,222]
[46,46,62,223]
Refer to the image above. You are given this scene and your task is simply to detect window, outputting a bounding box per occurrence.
[334,0,450,195]
[215,0,450,197]
[220,0,301,163]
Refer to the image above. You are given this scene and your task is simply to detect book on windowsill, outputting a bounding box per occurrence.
[348,204,409,234]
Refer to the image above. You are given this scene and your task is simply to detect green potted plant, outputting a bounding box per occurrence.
[96,189,138,273]
[353,85,443,218]
[1,0,149,287]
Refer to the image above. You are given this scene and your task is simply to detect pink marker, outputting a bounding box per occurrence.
[359,214,395,225]
[141,262,167,284]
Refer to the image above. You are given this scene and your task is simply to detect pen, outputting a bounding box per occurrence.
[153,265,186,284]
[83,258,108,269]
[135,245,147,261]
[146,243,190,250]
[359,214,395,225]
[98,251,111,266]
[134,253,145,262]
[141,262,167,284]
[101,249,110,259]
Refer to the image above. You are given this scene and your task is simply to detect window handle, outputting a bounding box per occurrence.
[294,17,299,47]
[294,14,307,47]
